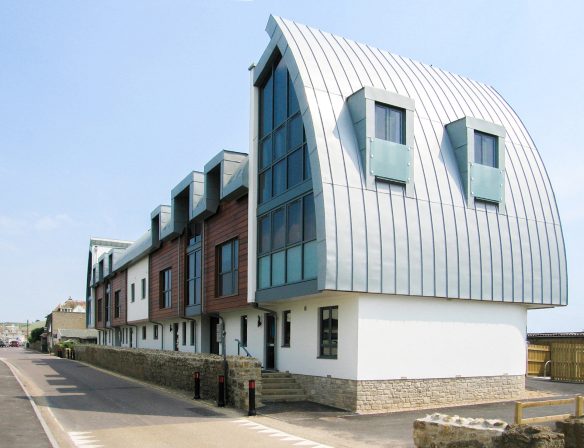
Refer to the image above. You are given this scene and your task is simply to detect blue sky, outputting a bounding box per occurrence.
[0,0,582,330]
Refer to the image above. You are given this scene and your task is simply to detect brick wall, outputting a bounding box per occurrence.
[75,345,261,410]
[204,196,248,313]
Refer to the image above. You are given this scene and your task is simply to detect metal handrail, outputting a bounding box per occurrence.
[234,339,252,357]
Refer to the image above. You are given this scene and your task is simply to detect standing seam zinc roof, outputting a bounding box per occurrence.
[263,16,566,305]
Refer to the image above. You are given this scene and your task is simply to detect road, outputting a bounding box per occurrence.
[2,347,584,448]
[0,348,332,448]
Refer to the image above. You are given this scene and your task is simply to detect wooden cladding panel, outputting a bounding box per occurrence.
[149,236,186,321]
[111,270,127,327]
[204,196,248,313]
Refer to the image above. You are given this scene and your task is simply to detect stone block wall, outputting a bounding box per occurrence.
[294,374,524,413]
[75,345,261,410]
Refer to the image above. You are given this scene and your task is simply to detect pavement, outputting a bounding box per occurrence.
[0,356,53,448]
[1,347,584,448]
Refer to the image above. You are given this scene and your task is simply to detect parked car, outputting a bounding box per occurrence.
[9,340,19,347]
[0,340,5,347]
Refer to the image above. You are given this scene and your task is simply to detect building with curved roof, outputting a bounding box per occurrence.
[85,16,567,412]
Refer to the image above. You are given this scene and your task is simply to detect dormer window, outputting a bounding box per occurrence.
[375,104,405,144]
[474,131,497,168]
[347,87,415,195]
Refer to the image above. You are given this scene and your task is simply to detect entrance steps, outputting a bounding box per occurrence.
[261,371,306,402]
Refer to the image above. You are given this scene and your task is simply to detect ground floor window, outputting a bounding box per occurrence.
[142,326,146,340]
[190,321,195,346]
[240,315,247,347]
[282,310,291,347]
[182,322,187,346]
[319,306,338,358]
[154,324,159,340]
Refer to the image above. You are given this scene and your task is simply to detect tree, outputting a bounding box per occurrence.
[28,327,44,343]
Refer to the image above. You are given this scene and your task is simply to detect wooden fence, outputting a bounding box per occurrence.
[527,344,551,376]
[551,343,584,383]
[515,396,584,425]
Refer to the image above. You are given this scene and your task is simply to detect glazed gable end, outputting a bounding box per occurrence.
[259,16,566,305]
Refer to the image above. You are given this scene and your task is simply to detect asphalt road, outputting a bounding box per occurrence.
[0,348,332,448]
[2,348,584,448]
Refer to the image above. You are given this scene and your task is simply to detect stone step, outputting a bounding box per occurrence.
[261,377,298,385]
[261,371,292,378]
[262,387,305,396]
[262,394,307,402]
[262,381,301,389]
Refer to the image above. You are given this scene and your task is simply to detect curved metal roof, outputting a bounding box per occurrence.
[262,16,566,305]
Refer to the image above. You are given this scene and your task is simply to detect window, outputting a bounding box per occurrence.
[187,250,201,306]
[153,324,159,340]
[142,326,146,340]
[108,254,113,274]
[240,315,247,347]
[92,267,96,283]
[474,131,497,167]
[97,299,102,322]
[160,269,172,308]
[105,285,111,322]
[182,322,187,346]
[190,321,195,346]
[141,278,146,299]
[98,261,104,280]
[217,239,238,296]
[375,103,405,144]
[131,283,135,302]
[282,311,291,347]
[257,193,317,289]
[258,57,309,205]
[114,291,121,318]
[319,306,338,358]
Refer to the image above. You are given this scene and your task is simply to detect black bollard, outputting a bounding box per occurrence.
[193,372,200,399]
[217,375,225,407]
[248,380,256,416]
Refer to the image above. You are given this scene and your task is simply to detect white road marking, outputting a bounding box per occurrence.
[232,418,333,448]
[69,431,103,448]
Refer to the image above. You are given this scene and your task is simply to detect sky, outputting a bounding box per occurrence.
[0,0,582,331]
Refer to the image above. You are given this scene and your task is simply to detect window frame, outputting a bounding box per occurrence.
[318,306,338,359]
[114,290,121,319]
[141,278,146,299]
[153,324,159,340]
[474,130,498,168]
[131,283,135,303]
[186,248,202,306]
[190,321,195,346]
[375,103,406,144]
[182,322,187,346]
[240,315,248,347]
[282,310,291,347]
[160,268,172,309]
[217,239,239,297]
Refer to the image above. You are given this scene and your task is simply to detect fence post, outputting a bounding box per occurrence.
[217,375,225,407]
[576,396,584,417]
[515,402,523,425]
[193,372,200,400]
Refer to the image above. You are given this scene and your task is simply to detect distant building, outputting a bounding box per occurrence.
[46,299,89,349]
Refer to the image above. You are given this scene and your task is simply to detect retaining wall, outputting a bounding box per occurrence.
[74,345,261,410]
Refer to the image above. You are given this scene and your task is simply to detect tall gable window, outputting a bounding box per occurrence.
[256,55,317,298]
[187,249,202,305]
[114,290,121,318]
[259,58,310,205]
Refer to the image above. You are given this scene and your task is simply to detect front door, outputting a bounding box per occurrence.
[265,314,276,370]
[173,323,179,351]
[209,317,220,354]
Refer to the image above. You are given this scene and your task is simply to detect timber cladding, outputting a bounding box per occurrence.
[204,195,248,313]
[95,283,105,329]
[149,236,185,321]
[111,270,127,327]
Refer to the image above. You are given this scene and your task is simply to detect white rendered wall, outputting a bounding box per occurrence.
[357,295,528,380]
[126,257,149,322]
